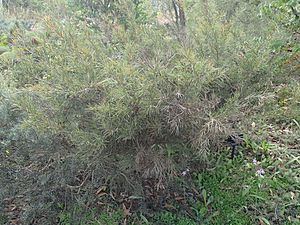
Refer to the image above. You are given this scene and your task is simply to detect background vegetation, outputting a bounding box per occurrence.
[0,0,299,224]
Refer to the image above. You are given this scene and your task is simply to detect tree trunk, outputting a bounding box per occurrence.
[172,0,185,28]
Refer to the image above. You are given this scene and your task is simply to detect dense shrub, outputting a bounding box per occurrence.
[1,0,45,10]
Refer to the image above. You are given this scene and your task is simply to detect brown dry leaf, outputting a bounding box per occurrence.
[175,196,185,201]
[96,201,106,206]
[96,192,107,197]
[95,186,107,195]
[163,203,176,210]
[122,203,132,217]
[11,205,17,211]
[10,219,19,225]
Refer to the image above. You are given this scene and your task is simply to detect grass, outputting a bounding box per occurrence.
[58,209,124,225]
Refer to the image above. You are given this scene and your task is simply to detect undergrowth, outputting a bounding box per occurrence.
[56,142,300,224]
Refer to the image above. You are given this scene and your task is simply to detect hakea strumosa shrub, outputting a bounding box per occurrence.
[10,18,232,155]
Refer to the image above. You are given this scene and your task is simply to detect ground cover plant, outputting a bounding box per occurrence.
[0,0,299,224]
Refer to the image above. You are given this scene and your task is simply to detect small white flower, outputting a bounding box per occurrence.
[176,92,184,99]
[253,159,257,165]
[256,168,265,177]
[181,168,190,176]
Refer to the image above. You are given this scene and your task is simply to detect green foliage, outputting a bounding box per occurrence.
[139,128,296,224]
[193,162,253,224]
[1,0,46,10]
[262,0,300,29]
[0,34,9,46]
[2,0,288,161]
[69,0,153,28]
[153,212,197,225]
[8,18,228,155]
[58,208,123,225]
